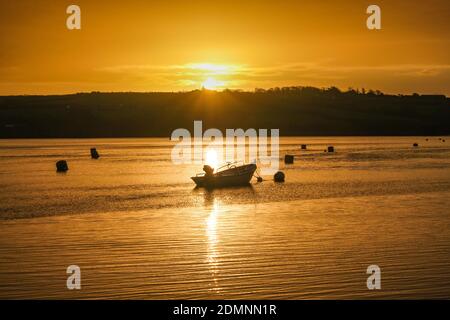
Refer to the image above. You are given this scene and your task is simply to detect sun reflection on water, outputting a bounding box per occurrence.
[206,199,221,293]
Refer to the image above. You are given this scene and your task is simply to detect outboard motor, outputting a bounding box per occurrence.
[203,165,214,177]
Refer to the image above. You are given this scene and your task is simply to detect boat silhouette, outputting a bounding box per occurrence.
[191,162,257,188]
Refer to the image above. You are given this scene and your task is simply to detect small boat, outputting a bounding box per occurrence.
[191,162,257,188]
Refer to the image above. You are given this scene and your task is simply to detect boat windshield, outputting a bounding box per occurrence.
[216,161,246,172]
[195,161,246,176]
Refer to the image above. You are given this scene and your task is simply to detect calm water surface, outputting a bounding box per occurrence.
[0,137,449,299]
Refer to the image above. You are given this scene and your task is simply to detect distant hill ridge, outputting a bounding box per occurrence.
[1,87,449,137]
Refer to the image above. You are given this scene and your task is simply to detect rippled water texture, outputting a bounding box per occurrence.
[0,137,450,299]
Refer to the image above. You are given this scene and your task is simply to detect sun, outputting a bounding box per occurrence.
[201,77,223,90]
[185,62,241,90]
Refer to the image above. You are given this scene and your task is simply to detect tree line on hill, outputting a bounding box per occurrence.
[0,86,448,138]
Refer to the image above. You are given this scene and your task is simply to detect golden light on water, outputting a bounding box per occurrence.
[205,149,219,169]
[206,199,220,293]
[1,137,450,299]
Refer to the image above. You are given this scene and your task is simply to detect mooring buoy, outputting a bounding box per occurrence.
[274,171,285,182]
[90,148,100,159]
[284,155,294,164]
[56,160,69,172]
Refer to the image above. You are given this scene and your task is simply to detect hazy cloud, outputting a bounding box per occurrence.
[95,62,450,94]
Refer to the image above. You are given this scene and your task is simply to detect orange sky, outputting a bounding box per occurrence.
[0,0,449,95]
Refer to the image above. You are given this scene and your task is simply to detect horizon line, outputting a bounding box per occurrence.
[1,86,449,98]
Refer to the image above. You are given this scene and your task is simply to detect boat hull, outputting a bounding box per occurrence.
[191,164,256,188]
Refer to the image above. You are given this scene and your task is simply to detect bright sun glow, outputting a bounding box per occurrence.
[205,149,219,169]
[202,77,223,90]
[190,63,230,73]
[182,62,242,90]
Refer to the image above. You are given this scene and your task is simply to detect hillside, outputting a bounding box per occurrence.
[1,87,449,137]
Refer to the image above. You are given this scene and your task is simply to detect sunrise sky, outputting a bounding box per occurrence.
[0,0,449,95]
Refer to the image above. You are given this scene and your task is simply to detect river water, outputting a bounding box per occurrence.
[0,137,449,299]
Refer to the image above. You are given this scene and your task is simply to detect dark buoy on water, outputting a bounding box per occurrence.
[274,171,285,182]
[327,146,335,153]
[284,154,294,164]
[413,143,419,147]
[90,148,100,159]
[56,160,69,172]
[301,144,307,150]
